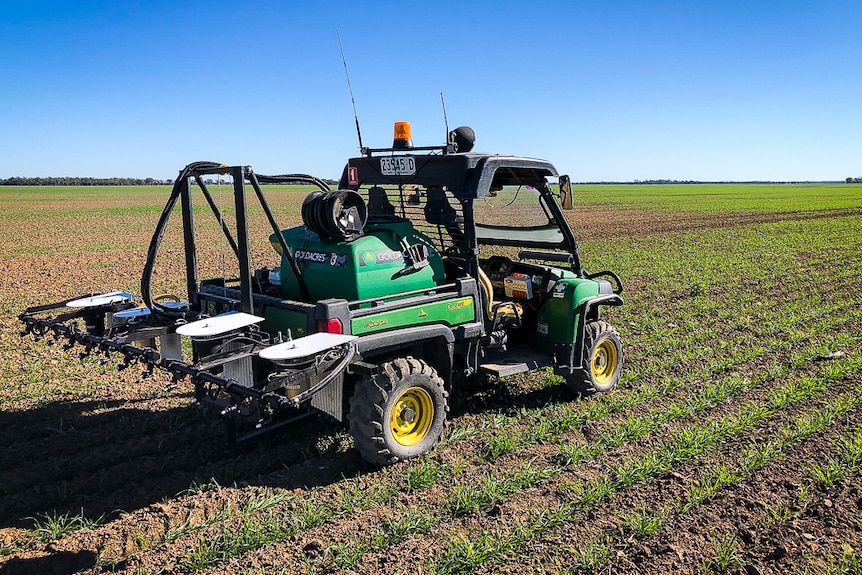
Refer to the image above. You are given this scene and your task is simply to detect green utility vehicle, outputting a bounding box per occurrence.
[20,123,623,466]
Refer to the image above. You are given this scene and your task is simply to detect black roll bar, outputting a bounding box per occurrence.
[140,163,329,320]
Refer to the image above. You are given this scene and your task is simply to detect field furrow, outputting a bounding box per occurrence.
[501,386,862,574]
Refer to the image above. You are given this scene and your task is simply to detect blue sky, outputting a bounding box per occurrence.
[1,1,860,182]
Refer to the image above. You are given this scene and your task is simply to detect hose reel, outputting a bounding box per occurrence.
[302,189,368,242]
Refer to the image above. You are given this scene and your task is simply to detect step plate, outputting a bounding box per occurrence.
[478,349,552,378]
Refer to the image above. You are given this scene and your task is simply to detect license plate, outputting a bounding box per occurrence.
[380,156,416,176]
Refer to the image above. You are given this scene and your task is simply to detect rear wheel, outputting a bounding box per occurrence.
[565,320,623,394]
[349,357,448,466]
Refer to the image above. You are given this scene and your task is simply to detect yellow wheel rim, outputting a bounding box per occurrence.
[591,340,619,385]
[391,387,434,446]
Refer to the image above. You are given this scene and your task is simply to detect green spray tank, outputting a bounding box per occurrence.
[269,190,445,302]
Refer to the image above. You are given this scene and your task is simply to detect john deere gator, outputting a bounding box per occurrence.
[20,122,623,466]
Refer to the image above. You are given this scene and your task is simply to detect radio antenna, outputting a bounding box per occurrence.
[337,30,363,151]
[440,92,451,152]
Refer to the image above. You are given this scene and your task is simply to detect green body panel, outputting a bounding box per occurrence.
[536,277,600,351]
[351,296,476,336]
[262,306,310,338]
[273,222,445,301]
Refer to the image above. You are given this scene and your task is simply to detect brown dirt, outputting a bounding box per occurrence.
[1,193,861,574]
[564,206,862,241]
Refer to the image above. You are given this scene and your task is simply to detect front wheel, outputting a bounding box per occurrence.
[349,357,448,466]
[565,320,624,395]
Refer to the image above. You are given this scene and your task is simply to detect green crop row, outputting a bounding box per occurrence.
[571,183,862,213]
[429,350,862,574]
[315,328,862,573]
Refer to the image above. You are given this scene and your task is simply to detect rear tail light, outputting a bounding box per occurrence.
[317,318,344,334]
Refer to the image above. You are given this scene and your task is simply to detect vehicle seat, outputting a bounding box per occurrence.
[424,186,457,224]
[424,186,465,244]
[367,186,397,220]
[477,267,523,329]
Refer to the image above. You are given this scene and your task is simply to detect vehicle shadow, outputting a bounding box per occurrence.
[452,370,576,417]
[0,550,97,575]
[0,371,573,524]
[0,396,363,531]
[0,390,372,574]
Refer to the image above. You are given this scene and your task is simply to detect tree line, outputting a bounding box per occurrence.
[1,176,341,186]
[0,176,172,186]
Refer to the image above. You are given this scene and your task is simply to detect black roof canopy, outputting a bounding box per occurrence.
[339,152,558,200]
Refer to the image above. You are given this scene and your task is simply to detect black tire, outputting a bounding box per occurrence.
[349,357,448,466]
[565,320,624,395]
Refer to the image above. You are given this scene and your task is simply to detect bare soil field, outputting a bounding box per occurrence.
[1,184,861,574]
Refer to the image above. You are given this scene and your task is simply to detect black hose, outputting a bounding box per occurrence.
[141,161,223,321]
[301,189,367,241]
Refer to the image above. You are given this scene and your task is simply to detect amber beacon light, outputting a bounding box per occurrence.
[392,121,413,149]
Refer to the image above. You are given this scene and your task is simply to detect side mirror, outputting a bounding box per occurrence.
[559,175,573,210]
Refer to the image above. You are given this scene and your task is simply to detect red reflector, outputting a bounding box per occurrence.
[317,318,343,334]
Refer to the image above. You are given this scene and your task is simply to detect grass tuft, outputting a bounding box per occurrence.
[30,510,104,542]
